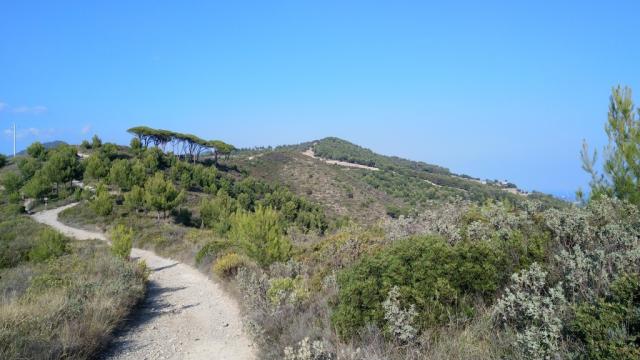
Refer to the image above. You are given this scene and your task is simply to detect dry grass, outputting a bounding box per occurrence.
[0,240,146,360]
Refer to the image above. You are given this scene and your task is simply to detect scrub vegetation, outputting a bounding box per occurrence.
[1,86,638,359]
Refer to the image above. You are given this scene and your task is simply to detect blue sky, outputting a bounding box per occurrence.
[1,1,639,197]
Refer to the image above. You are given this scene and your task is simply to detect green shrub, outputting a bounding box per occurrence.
[267,277,308,306]
[332,235,506,339]
[212,252,251,278]
[229,206,292,266]
[0,153,7,168]
[110,224,133,260]
[28,229,69,262]
[92,185,113,216]
[570,274,640,360]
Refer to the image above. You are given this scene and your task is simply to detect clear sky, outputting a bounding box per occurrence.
[1,1,639,197]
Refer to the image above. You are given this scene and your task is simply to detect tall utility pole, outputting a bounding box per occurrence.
[13,122,16,157]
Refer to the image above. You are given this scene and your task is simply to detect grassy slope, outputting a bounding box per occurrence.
[0,209,146,360]
[232,138,566,224]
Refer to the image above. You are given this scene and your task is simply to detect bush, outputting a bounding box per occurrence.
[570,274,640,360]
[84,153,110,180]
[267,277,308,306]
[493,263,566,360]
[200,190,238,234]
[0,153,7,168]
[92,186,113,216]
[229,206,292,266]
[110,224,133,260]
[332,235,506,339]
[212,252,251,278]
[28,229,69,262]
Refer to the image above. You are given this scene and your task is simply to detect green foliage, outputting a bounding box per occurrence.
[41,145,82,192]
[570,274,640,360]
[109,159,136,191]
[267,277,308,305]
[200,190,238,234]
[92,185,113,216]
[110,224,133,260]
[332,235,509,339]
[84,153,110,179]
[493,263,566,360]
[144,172,184,219]
[91,134,102,148]
[17,157,41,180]
[27,141,47,160]
[124,185,145,212]
[80,139,91,149]
[0,153,7,168]
[582,86,640,205]
[212,252,252,278]
[28,229,69,262]
[229,206,292,266]
[21,173,50,199]
[1,172,23,195]
[313,137,450,174]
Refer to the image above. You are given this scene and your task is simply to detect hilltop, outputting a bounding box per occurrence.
[231,137,565,223]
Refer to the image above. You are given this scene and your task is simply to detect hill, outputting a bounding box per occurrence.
[231,137,565,223]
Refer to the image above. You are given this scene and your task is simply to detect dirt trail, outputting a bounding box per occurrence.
[32,203,256,360]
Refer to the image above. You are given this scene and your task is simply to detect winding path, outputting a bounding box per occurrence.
[32,203,256,360]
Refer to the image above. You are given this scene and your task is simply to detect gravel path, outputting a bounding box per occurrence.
[32,203,256,360]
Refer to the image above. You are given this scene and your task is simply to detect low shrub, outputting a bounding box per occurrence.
[212,252,252,278]
[332,235,507,339]
[28,229,69,262]
[110,224,133,260]
[569,273,640,360]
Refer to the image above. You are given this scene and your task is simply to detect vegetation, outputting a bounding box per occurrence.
[0,201,145,359]
[3,85,636,359]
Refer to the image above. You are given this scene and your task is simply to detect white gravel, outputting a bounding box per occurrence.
[32,203,256,360]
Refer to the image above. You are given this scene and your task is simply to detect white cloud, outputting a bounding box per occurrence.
[81,124,92,134]
[3,127,56,140]
[12,105,48,115]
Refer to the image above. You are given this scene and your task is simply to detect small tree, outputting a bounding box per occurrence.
[0,153,7,168]
[92,184,113,216]
[110,224,133,260]
[124,185,145,212]
[144,172,184,219]
[84,153,110,180]
[1,172,23,194]
[581,85,640,205]
[27,141,47,160]
[22,173,50,199]
[109,159,133,191]
[229,206,292,266]
[42,145,81,194]
[91,134,103,149]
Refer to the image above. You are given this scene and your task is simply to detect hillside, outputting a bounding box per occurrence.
[232,137,565,223]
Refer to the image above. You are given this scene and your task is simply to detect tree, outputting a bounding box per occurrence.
[92,184,113,216]
[228,206,291,266]
[144,172,184,219]
[109,159,133,191]
[91,134,102,149]
[17,157,41,180]
[1,172,23,194]
[42,145,81,194]
[22,173,50,199]
[110,224,133,260]
[124,185,145,212]
[27,141,47,160]
[0,153,7,168]
[208,140,235,164]
[200,190,238,234]
[84,153,110,180]
[582,86,640,205]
